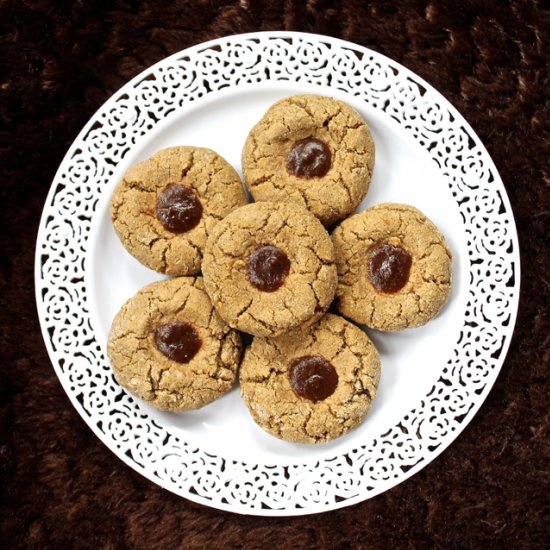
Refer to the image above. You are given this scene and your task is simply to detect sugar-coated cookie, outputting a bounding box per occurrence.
[111,146,247,276]
[240,314,381,444]
[108,277,242,412]
[242,94,375,226]
[332,203,452,331]
[202,201,337,338]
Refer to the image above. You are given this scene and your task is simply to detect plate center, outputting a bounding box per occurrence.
[88,85,468,464]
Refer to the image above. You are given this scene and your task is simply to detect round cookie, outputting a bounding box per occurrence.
[242,94,375,226]
[111,146,247,276]
[202,201,337,338]
[107,277,242,412]
[239,314,381,444]
[332,203,452,331]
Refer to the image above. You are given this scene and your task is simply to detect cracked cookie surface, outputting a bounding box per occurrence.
[107,277,242,412]
[332,203,452,331]
[239,314,381,444]
[242,94,375,226]
[111,146,247,276]
[202,201,337,338]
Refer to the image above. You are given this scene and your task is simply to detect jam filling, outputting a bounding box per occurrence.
[286,137,331,178]
[154,322,201,363]
[156,183,202,233]
[367,243,412,294]
[288,355,338,402]
[247,245,290,292]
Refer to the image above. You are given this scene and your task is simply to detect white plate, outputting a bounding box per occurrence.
[35,32,520,516]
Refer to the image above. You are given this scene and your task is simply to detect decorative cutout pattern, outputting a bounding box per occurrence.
[35,33,519,515]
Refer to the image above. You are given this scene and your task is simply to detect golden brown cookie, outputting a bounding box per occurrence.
[242,94,375,226]
[202,201,337,338]
[111,146,247,276]
[239,314,381,444]
[332,203,452,331]
[107,277,242,412]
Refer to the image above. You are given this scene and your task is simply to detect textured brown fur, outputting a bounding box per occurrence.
[1,0,548,548]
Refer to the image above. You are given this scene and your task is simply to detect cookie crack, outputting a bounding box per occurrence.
[156,366,171,389]
[250,173,275,187]
[235,297,253,318]
[147,365,156,392]
[352,377,374,401]
[336,175,354,207]
[124,179,154,193]
[173,293,191,316]
[323,111,339,129]
[287,97,317,122]
[243,312,273,334]
[160,240,170,270]
[180,150,195,179]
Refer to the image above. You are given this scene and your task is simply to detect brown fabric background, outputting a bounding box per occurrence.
[1,0,548,548]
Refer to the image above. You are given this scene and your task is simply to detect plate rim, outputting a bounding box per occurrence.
[34,30,521,516]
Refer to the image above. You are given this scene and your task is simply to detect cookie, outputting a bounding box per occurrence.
[111,146,247,276]
[239,314,381,444]
[107,277,242,412]
[332,203,452,331]
[242,94,375,226]
[202,200,337,338]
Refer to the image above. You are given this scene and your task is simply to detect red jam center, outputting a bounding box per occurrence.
[367,243,412,293]
[154,322,201,363]
[247,245,290,292]
[156,183,202,233]
[288,355,338,402]
[286,137,331,178]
